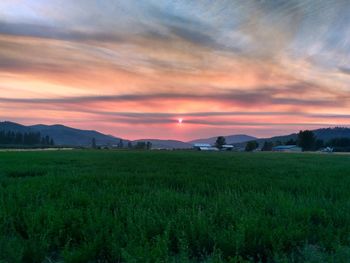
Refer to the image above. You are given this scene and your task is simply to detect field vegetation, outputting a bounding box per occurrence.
[1,151,350,262]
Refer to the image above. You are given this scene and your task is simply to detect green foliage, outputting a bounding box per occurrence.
[245,141,259,152]
[146,141,152,150]
[134,141,152,150]
[215,136,226,149]
[327,138,350,152]
[297,130,316,151]
[135,141,146,149]
[0,130,54,146]
[1,151,350,262]
[285,139,297,146]
[91,137,97,149]
[315,139,324,150]
[261,141,273,151]
[328,138,350,147]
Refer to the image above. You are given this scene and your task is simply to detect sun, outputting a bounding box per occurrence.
[178,118,183,124]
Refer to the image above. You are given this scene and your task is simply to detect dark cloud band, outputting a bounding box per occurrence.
[0,89,343,108]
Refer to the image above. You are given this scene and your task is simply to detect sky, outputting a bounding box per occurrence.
[0,0,350,141]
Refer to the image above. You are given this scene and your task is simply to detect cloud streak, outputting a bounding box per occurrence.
[0,88,344,108]
[0,21,122,42]
[0,0,349,140]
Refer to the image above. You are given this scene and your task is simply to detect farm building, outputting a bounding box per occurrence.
[221,145,234,151]
[272,145,302,152]
[321,147,333,153]
[193,143,219,151]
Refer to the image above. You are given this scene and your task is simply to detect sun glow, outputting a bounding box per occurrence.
[178,118,183,124]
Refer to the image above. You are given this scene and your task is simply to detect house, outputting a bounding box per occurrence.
[193,143,219,151]
[272,145,302,152]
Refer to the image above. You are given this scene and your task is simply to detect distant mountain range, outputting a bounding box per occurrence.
[0,121,123,146]
[1,121,350,148]
[189,134,257,145]
[254,127,350,146]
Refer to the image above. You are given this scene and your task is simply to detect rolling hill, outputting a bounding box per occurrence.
[0,121,123,146]
[189,134,257,145]
[190,127,350,148]
[2,121,350,148]
[254,127,350,146]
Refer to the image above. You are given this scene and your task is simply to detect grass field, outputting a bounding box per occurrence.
[1,150,350,262]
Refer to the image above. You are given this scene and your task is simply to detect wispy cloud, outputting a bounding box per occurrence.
[0,0,349,140]
[0,87,345,108]
[0,21,122,42]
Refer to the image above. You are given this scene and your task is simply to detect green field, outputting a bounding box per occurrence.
[1,151,350,262]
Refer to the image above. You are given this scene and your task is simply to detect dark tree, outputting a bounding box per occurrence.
[45,135,50,145]
[0,130,54,147]
[146,141,152,150]
[261,141,273,151]
[215,136,226,149]
[245,141,259,152]
[127,141,133,149]
[15,132,23,144]
[327,138,350,152]
[297,130,316,151]
[328,138,350,147]
[118,139,124,148]
[315,139,324,150]
[92,137,97,149]
[50,138,55,146]
[285,139,297,145]
[135,141,146,149]
[274,141,282,146]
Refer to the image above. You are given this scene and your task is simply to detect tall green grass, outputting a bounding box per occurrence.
[1,151,350,262]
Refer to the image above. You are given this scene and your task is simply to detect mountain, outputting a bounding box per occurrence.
[2,121,349,148]
[0,121,123,146]
[0,121,28,133]
[314,127,350,141]
[189,134,257,145]
[190,127,350,148]
[133,139,191,149]
[254,127,350,146]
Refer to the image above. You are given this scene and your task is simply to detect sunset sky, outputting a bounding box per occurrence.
[1,0,350,141]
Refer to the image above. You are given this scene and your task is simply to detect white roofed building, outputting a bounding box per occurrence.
[193,143,219,151]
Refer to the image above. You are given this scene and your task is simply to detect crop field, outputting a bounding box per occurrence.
[1,151,350,263]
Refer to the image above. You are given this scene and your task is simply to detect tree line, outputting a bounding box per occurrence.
[0,131,55,146]
[261,130,350,152]
[91,138,152,150]
[116,139,153,150]
[216,130,350,152]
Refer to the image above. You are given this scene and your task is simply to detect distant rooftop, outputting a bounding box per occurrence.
[273,145,298,149]
[193,143,211,147]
